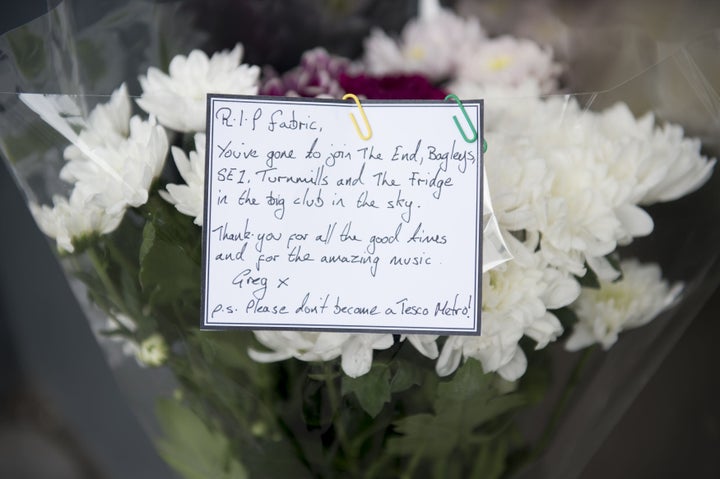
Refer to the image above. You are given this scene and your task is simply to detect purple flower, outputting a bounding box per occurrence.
[260,47,351,98]
[338,72,447,100]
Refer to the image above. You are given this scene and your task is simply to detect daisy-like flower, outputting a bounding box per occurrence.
[566,259,682,351]
[363,6,485,81]
[137,44,260,132]
[457,36,561,93]
[160,133,206,226]
[436,235,580,381]
[29,189,124,253]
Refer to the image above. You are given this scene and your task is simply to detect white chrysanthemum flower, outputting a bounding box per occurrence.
[160,133,206,226]
[364,7,485,81]
[457,36,561,93]
[566,259,682,351]
[483,133,551,233]
[29,189,124,253]
[62,83,132,163]
[30,84,170,252]
[249,331,394,378]
[482,96,621,276]
[478,95,715,280]
[594,103,713,206]
[641,122,716,204]
[592,102,714,242]
[62,115,169,214]
[136,333,169,367]
[137,44,260,132]
[437,235,580,381]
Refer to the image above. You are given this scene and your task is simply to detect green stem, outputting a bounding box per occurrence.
[106,238,139,278]
[400,444,425,479]
[324,364,356,474]
[349,415,391,451]
[365,454,394,479]
[87,245,126,315]
[84,245,138,340]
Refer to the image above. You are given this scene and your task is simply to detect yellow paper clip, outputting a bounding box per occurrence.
[445,93,478,144]
[342,93,372,141]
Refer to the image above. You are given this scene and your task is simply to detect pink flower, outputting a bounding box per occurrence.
[260,47,351,98]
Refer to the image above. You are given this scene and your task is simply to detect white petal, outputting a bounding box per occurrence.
[525,312,563,349]
[247,348,293,363]
[586,255,622,282]
[496,348,527,381]
[341,337,374,378]
[616,204,654,238]
[435,336,463,376]
[403,335,439,359]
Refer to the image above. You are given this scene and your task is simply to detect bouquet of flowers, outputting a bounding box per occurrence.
[3,0,719,477]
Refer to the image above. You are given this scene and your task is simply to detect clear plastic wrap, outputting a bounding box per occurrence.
[1,1,719,478]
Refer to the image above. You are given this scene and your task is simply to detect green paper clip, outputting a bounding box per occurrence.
[445,93,478,144]
[342,93,372,141]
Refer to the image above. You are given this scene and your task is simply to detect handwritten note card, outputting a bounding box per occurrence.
[202,95,483,334]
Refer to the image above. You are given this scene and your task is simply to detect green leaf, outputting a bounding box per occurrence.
[388,359,525,460]
[387,412,438,455]
[139,219,200,309]
[155,399,247,479]
[138,219,156,267]
[137,196,202,313]
[435,356,490,400]
[341,363,392,418]
[389,359,423,393]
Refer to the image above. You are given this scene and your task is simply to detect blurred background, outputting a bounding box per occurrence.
[1,1,719,477]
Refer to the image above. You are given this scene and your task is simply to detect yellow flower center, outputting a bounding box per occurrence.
[594,284,636,311]
[488,55,512,71]
[407,46,426,60]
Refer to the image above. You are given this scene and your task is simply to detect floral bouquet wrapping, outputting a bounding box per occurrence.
[2,0,720,477]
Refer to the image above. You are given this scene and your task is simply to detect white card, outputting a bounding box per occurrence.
[202,95,483,334]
